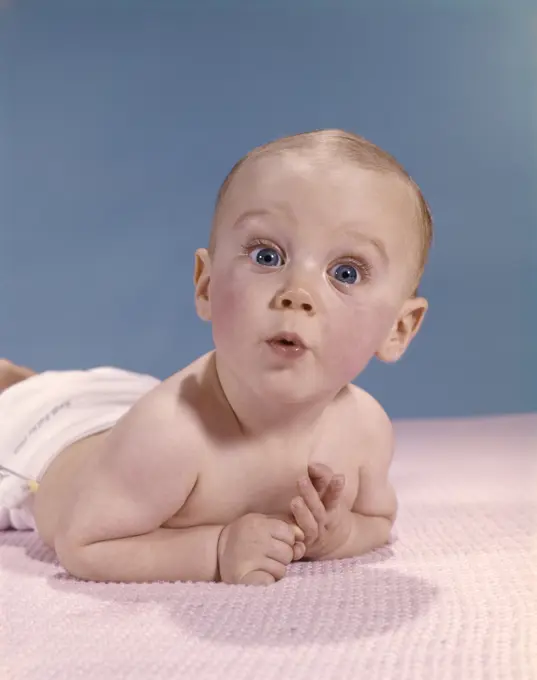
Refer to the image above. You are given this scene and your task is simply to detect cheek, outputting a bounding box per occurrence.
[209,268,262,347]
[325,301,396,377]
[210,275,241,342]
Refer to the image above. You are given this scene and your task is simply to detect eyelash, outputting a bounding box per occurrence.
[241,239,373,283]
[240,238,277,257]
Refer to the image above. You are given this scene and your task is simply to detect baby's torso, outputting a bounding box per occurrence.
[162,386,364,529]
[33,358,372,547]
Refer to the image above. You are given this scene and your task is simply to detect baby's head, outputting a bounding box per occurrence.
[195,129,432,403]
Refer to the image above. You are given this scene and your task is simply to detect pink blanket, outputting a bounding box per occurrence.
[1,414,535,679]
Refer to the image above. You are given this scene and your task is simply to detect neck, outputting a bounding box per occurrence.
[212,352,337,439]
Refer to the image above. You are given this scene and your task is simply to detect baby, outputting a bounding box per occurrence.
[0,129,432,586]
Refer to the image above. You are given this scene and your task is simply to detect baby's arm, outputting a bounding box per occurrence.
[54,388,224,583]
[294,399,397,562]
[328,401,397,559]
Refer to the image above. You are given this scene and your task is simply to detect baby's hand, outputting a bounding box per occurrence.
[290,463,353,560]
[217,513,304,586]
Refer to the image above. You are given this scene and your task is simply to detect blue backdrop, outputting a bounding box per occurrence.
[1,1,535,418]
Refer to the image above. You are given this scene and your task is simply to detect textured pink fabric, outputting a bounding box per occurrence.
[1,414,535,680]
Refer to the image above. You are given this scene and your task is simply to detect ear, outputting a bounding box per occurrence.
[375,296,428,363]
[194,248,212,322]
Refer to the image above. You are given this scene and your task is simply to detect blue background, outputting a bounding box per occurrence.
[1,1,535,418]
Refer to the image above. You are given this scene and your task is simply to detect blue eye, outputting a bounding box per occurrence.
[329,263,360,285]
[250,246,282,267]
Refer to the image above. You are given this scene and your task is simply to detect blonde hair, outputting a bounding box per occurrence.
[210,129,433,297]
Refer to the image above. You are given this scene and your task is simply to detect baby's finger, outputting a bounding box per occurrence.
[241,569,276,586]
[268,518,304,546]
[308,463,333,498]
[293,541,306,561]
[298,475,327,527]
[291,496,319,542]
[260,558,289,582]
[323,474,346,510]
[292,524,305,543]
[310,474,331,499]
[266,539,294,566]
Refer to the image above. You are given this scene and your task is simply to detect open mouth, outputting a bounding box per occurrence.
[267,333,307,351]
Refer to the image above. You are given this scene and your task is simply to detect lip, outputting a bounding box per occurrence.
[265,332,309,359]
[267,332,308,349]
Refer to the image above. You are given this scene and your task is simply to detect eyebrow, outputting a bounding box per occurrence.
[232,206,296,229]
[233,210,272,229]
[338,226,389,264]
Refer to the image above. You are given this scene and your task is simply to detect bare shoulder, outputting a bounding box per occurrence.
[102,351,222,478]
[345,385,397,520]
[345,384,395,465]
[103,358,209,477]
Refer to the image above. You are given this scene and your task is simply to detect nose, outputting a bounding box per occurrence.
[273,287,316,316]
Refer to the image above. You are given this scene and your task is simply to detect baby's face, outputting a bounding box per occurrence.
[200,153,422,403]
